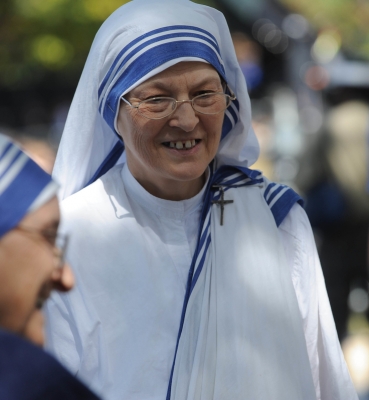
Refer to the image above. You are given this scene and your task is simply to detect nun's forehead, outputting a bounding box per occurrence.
[99,15,226,133]
[128,61,221,90]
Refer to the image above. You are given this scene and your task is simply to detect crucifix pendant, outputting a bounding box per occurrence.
[211,185,234,226]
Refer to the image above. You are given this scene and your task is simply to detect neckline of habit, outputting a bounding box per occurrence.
[121,163,209,220]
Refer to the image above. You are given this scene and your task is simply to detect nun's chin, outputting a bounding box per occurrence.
[22,309,45,347]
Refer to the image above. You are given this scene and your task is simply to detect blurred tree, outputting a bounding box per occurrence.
[1,0,367,130]
[1,0,368,91]
[0,0,218,130]
[0,0,130,89]
[0,0,217,90]
[279,0,369,61]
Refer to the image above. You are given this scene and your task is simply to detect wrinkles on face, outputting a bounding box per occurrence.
[117,62,224,200]
[168,102,200,132]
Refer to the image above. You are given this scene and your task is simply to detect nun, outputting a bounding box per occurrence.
[0,134,100,399]
[45,0,357,399]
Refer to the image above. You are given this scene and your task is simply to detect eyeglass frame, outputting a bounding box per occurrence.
[13,226,69,270]
[120,85,237,120]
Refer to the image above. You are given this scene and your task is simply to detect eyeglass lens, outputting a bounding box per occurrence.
[55,235,68,269]
[138,93,230,119]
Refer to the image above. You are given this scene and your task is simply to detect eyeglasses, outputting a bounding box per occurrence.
[121,87,236,120]
[14,227,69,269]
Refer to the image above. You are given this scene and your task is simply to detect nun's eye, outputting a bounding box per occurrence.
[194,90,216,97]
[40,230,58,245]
[145,97,168,104]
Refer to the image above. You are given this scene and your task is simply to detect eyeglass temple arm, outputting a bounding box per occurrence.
[121,96,139,109]
[225,84,236,100]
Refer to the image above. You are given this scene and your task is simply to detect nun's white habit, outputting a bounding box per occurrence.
[45,1,358,399]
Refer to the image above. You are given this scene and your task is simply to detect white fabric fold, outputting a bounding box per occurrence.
[45,164,358,400]
[170,184,316,399]
[53,0,259,199]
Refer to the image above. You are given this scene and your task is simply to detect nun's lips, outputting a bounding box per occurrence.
[162,139,201,150]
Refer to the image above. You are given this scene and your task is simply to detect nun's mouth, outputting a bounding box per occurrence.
[162,139,200,150]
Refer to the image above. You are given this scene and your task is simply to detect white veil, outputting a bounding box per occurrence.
[53,0,259,199]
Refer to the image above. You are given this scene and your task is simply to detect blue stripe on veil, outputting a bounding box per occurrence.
[102,40,226,131]
[264,182,304,227]
[98,25,221,100]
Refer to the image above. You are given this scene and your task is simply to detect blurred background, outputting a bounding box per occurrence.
[1,0,369,396]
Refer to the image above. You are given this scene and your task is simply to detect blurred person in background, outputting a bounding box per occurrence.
[297,100,369,341]
[0,134,100,399]
[45,0,357,399]
[231,31,264,94]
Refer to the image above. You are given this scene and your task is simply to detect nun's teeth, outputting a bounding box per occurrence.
[167,140,198,149]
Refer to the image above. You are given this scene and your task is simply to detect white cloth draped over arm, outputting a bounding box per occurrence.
[45,294,80,376]
[279,203,358,400]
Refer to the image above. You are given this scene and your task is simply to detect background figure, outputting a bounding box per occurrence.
[0,134,100,399]
[297,101,369,340]
[231,32,264,94]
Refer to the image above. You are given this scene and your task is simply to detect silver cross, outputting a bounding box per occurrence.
[211,185,234,226]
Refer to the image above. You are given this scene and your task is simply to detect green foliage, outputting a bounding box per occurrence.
[2,0,367,91]
[0,0,130,89]
[279,0,369,61]
[0,0,217,90]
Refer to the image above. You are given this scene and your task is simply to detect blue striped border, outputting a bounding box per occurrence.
[0,148,22,182]
[0,142,13,162]
[264,183,304,227]
[98,25,221,99]
[0,158,52,237]
[221,115,233,140]
[102,40,226,132]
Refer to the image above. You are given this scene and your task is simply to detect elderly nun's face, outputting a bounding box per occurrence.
[0,197,74,346]
[117,62,225,200]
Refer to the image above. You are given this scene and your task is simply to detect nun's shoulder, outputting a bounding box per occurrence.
[278,201,312,240]
[260,176,304,228]
[0,330,100,399]
[61,164,125,216]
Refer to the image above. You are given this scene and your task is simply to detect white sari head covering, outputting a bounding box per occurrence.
[0,134,58,238]
[54,0,260,199]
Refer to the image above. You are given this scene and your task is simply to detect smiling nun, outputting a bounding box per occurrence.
[45,1,357,399]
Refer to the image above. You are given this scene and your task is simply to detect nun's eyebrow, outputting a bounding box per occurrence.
[41,220,60,231]
[131,76,222,97]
